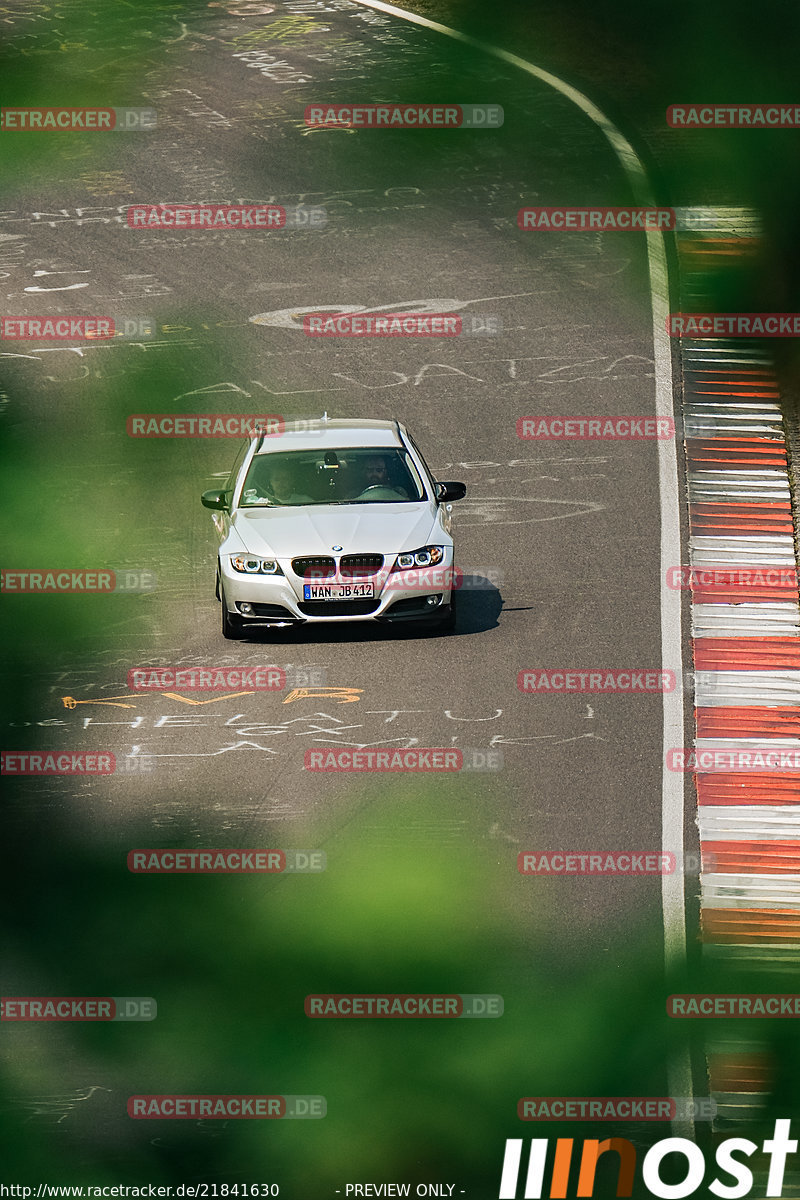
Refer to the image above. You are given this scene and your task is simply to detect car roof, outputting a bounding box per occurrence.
[254,418,404,454]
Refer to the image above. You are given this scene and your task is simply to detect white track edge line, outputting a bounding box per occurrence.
[347,0,691,1136]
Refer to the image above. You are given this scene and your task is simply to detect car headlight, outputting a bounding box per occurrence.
[391,546,445,571]
[230,556,284,575]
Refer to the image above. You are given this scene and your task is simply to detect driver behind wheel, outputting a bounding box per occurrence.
[360,454,408,498]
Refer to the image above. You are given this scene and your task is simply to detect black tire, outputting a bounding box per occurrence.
[221,584,243,640]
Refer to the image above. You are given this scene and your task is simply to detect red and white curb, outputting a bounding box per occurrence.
[331,9,788,1131]
[677,212,800,1125]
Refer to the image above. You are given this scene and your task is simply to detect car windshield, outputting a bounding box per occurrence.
[238,448,427,507]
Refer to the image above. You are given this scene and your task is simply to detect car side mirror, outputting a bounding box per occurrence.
[435,481,467,503]
[201,489,229,511]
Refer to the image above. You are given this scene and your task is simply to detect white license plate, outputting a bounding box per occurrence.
[303,582,375,600]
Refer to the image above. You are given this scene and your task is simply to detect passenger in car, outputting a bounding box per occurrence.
[245,461,313,506]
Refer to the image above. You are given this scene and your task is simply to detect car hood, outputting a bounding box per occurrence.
[232,502,439,558]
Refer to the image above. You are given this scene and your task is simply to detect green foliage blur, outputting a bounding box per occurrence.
[2,1,799,1195]
[2,783,798,1193]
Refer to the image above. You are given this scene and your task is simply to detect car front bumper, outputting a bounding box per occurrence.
[219,555,456,626]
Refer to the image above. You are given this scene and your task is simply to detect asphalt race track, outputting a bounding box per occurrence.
[0,1,719,1194]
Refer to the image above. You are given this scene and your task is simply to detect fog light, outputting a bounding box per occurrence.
[425,594,442,607]
[238,602,254,615]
